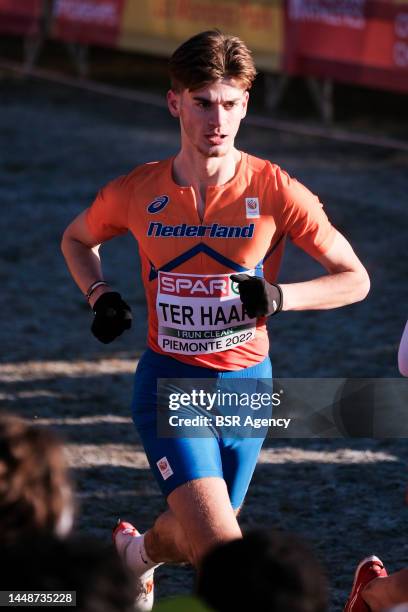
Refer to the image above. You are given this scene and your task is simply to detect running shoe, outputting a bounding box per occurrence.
[344,555,388,612]
[113,520,154,612]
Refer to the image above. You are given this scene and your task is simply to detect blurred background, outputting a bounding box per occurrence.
[2,0,408,129]
[0,1,407,609]
[1,0,407,376]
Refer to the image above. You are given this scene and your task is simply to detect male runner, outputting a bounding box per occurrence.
[61,30,370,610]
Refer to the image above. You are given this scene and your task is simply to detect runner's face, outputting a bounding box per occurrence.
[167,79,249,158]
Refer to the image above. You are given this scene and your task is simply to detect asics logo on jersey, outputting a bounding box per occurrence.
[147,195,169,213]
[147,222,254,238]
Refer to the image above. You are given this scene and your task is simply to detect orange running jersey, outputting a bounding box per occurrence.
[86,153,336,370]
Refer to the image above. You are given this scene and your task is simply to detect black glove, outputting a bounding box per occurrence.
[91,292,132,344]
[230,274,283,318]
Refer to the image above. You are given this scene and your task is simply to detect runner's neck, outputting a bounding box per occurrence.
[172,149,242,221]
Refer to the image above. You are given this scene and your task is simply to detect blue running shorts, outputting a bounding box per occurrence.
[131,349,272,509]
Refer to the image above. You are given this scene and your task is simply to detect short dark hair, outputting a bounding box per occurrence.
[3,535,138,612]
[0,413,74,543]
[196,530,328,612]
[169,29,257,92]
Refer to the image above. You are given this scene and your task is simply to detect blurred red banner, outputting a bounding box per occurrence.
[2,0,408,96]
[51,0,126,47]
[0,0,42,35]
[284,0,408,93]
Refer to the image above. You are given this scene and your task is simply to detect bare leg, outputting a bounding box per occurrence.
[363,569,408,611]
[144,476,242,567]
[144,509,191,564]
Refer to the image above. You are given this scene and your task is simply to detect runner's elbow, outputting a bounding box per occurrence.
[342,266,370,305]
[61,227,92,258]
[61,228,74,258]
[354,267,370,302]
[60,229,69,257]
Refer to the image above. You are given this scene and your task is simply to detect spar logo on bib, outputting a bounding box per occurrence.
[147,195,169,214]
[156,270,257,355]
[159,273,231,298]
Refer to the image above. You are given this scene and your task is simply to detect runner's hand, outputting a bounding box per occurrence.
[91,292,132,343]
[231,274,283,318]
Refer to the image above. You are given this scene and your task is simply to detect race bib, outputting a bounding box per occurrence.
[156,271,257,354]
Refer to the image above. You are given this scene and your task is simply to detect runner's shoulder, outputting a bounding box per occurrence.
[102,159,170,196]
[245,153,291,188]
[125,159,171,186]
[244,154,318,215]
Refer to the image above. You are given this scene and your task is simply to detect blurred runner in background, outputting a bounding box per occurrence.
[344,556,408,612]
[398,320,408,376]
[344,320,408,612]
[61,30,370,610]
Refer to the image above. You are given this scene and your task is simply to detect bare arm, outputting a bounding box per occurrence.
[280,230,370,311]
[61,209,111,308]
[398,321,408,377]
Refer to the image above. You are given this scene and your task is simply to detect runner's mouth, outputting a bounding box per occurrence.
[206,134,227,145]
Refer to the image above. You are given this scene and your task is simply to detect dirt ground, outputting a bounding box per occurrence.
[0,73,407,609]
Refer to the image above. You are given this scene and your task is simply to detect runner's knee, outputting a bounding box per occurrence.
[168,478,242,566]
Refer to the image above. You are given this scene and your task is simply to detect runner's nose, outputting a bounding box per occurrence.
[208,104,225,129]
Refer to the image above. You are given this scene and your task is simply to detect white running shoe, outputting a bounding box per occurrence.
[113,520,155,611]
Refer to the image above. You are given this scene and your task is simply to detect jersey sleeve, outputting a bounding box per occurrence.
[275,167,336,259]
[86,175,130,243]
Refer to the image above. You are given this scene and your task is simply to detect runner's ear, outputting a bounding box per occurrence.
[240,90,249,119]
[167,90,181,118]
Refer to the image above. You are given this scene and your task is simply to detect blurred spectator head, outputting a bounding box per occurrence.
[0,412,74,543]
[2,534,138,612]
[169,29,256,93]
[196,529,328,612]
